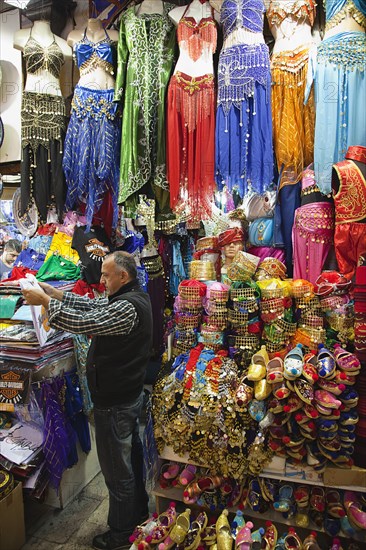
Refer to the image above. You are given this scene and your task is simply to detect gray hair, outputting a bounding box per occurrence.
[4,239,22,253]
[108,251,137,280]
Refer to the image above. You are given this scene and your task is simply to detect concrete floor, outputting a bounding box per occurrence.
[22,469,156,549]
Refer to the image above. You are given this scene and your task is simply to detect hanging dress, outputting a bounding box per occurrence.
[268,0,316,188]
[305,0,366,194]
[21,30,66,223]
[63,29,120,230]
[167,1,217,221]
[114,4,176,217]
[215,0,273,199]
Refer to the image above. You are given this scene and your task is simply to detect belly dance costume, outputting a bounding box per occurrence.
[268,0,316,188]
[306,0,366,194]
[167,3,217,220]
[215,0,273,198]
[332,145,366,280]
[63,29,120,230]
[21,31,66,223]
[292,166,335,283]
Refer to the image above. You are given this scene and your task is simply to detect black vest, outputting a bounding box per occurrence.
[86,281,153,407]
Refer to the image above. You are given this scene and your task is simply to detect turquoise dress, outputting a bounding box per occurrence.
[305,0,366,194]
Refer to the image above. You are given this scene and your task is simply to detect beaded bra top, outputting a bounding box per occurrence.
[23,30,64,80]
[74,29,115,76]
[177,3,217,60]
[220,0,265,40]
[267,0,317,26]
[325,0,366,31]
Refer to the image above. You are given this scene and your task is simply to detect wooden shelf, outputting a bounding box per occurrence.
[152,483,366,543]
[158,448,366,493]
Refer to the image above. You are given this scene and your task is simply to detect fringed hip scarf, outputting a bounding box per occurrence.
[21,92,66,222]
[21,91,66,157]
[63,85,120,230]
[271,45,315,188]
[167,72,216,220]
[292,202,335,283]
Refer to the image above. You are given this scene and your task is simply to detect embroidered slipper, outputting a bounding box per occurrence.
[273,381,291,400]
[283,527,302,549]
[262,521,277,550]
[273,484,294,513]
[266,356,284,383]
[235,521,254,550]
[317,344,336,379]
[294,378,314,404]
[249,399,267,422]
[314,389,342,409]
[302,531,322,550]
[317,378,346,395]
[284,344,304,380]
[333,344,361,373]
[215,509,234,550]
[178,464,197,487]
[160,508,191,549]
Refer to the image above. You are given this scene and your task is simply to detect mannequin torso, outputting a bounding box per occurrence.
[170,0,218,77]
[67,19,119,90]
[137,0,165,15]
[13,20,72,96]
[324,14,365,38]
[266,0,315,53]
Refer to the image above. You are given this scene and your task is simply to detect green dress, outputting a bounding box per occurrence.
[114,4,176,216]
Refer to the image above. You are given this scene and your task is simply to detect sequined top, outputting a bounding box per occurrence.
[221,0,265,40]
[325,0,366,31]
[23,30,64,80]
[267,0,317,26]
[74,29,115,76]
[177,4,217,59]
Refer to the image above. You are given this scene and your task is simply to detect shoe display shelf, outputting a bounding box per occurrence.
[151,447,366,543]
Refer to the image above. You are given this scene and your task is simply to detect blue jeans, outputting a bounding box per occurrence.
[94,391,149,540]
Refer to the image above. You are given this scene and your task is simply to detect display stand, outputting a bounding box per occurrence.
[153,448,366,543]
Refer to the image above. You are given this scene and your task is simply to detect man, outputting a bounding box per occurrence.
[0,239,22,280]
[22,251,153,550]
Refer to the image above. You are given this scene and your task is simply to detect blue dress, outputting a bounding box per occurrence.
[305,0,366,194]
[63,30,121,230]
[215,0,273,198]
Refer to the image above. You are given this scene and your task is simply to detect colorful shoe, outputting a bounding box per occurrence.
[314,390,342,409]
[344,491,366,530]
[147,502,177,544]
[267,356,284,383]
[261,521,277,550]
[302,531,321,550]
[215,509,233,550]
[317,344,336,378]
[235,521,253,549]
[273,484,293,513]
[178,464,197,487]
[158,509,191,549]
[284,344,304,380]
[248,399,267,422]
[333,344,361,373]
[283,527,302,549]
[252,527,265,549]
[231,509,245,538]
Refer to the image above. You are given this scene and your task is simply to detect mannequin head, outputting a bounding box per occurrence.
[218,227,245,266]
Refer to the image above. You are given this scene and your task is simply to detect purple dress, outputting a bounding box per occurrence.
[216,0,273,198]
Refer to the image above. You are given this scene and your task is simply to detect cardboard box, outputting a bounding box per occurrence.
[0,482,25,550]
[323,465,366,490]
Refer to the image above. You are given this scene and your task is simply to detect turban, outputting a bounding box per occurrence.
[217,227,245,248]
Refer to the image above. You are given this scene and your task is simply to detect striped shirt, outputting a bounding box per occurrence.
[48,291,138,336]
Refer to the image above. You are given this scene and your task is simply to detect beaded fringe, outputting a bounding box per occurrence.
[178,19,217,61]
[172,72,215,132]
[21,91,65,156]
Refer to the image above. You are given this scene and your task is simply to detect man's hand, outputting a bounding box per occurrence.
[38,282,64,301]
[22,288,51,308]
